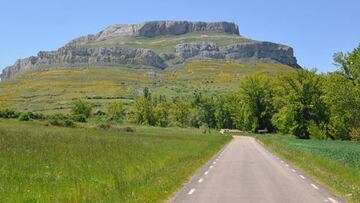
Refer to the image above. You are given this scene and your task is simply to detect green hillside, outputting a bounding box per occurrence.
[0,60,294,114]
[85,32,254,53]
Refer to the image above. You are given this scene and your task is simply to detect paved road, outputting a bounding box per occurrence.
[170,136,342,203]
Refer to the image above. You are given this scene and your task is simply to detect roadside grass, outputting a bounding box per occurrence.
[0,61,294,114]
[254,134,360,202]
[0,120,231,202]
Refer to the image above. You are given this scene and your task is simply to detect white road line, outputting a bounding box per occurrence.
[281,160,284,163]
[198,178,203,183]
[285,164,289,167]
[213,161,216,164]
[311,184,319,190]
[204,171,209,175]
[210,165,213,169]
[291,169,296,173]
[216,158,219,161]
[328,197,338,203]
[299,175,306,179]
[188,188,195,195]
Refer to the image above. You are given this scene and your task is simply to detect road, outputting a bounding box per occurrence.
[170,136,342,203]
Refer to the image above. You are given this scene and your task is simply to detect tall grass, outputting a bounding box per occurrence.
[0,120,231,202]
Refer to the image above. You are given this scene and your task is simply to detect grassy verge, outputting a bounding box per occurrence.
[254,134,360,202]
[0,120,231,202]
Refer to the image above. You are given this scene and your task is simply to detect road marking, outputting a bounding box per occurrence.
[213,161,216,164]
[311,184,319,190]
[204,171,209,175]
[216,158,219,161]
[328,197,338,203]
[198,178,203,183]
[281,160,284,163]
[299,175,306,179]
[291,169,296,173]
[210,165,213,169]
[285,164,289,167]
[188,188,195,195]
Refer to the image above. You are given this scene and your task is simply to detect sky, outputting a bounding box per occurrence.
[0,0,359,73]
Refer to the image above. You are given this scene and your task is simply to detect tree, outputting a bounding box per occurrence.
[129,87,156,125]
[272,70,328,139]
[191,92,217,128]
[154,96,171,127]
[325,45,360,140]
[71,100,92,118]
[171,98,191,127]
[333,44,360,85]
[237,75,275,132]
[107,101,126,122]
[214,94,235,129]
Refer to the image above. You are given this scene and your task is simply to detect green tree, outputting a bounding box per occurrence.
[273,70,328,139]
[154,96,171,127]
[191,92,217,128]
[214,94,235,129]
[71,100,92,118]
[324,45,360,140]
[237,74,275,132]
[129,88,156,125]
[333,44,360,85]
[107,101,126,122]
[171,98,191,127]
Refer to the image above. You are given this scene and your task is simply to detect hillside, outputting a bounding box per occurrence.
[0,21,299,113]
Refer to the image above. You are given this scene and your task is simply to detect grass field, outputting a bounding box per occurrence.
[0,120,231,202]
[255,134,360,202]
[0,60,294,113]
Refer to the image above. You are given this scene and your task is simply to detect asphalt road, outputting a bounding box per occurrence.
[170,136,342,203]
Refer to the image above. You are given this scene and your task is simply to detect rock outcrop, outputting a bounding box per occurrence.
[97,21,239,40]
[1,47,166,79]
[175,41,299,67]
[1,20,301,80]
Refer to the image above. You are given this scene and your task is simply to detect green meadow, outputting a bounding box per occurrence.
[0,120,231,202]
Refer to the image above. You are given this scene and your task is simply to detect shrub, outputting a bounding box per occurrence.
[47,113,75,128]
[107,101,126,122]
[0,109,19,119]
[71,114,87,123]
[351,128,360,141]
[71,100,92,118]
[28,112,45,120]
[19,112,30,121]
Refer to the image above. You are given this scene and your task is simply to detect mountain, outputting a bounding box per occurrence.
[1,21,300,80]
[0,21,300,113]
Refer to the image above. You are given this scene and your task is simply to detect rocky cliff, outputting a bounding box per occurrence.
[1,20,300,80]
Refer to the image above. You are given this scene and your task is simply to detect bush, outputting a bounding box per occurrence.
[351,128,360,141]
[0,109,19,119]
[308,121,327,139]
[107,101,126,122]
[71,114,87,123]
[71,100,92,118]
[28,112,45,120]
[47,113,75,128]
[19,112,30,121]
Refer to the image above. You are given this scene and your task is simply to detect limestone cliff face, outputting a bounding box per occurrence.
[175,42,299,67]
[1,47,166,79]
[1,20,300,80]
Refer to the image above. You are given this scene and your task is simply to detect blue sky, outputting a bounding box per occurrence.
[0,0,359,73]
